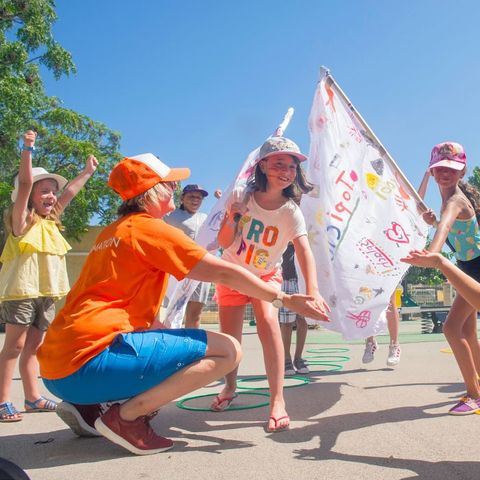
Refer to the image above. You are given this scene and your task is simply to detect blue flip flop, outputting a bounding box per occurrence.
[24,396,57,413]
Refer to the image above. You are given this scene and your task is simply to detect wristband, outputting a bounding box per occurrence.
[22,145,35,152]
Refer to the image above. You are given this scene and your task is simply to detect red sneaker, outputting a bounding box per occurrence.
[94,403,173,455]
[56,401,103,437]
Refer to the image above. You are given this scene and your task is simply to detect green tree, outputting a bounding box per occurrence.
[403,238,449,287]
[0,0,121,243]
[403,264,446,286]
[467,166,480,196]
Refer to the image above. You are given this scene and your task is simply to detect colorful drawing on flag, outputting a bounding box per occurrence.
[300,68,428,340]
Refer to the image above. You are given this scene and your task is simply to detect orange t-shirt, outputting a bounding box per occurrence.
[38,213,207,380]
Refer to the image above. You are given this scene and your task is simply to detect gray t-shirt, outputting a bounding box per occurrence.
[164,208,208,240]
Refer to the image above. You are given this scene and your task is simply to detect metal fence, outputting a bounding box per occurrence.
[406,283,455,307]
[202,283,255,324]
[201,283,455,324]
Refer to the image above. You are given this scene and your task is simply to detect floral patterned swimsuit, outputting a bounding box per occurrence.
[447,216,480,282]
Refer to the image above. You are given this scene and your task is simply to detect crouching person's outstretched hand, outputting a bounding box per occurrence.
[284,293,330,322]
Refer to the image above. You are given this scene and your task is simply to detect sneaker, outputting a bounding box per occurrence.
[95,403,173,455]
[448,396,480,415]
[387,344,401,367]
[293,358,310,374]
[56,401,103,437]
[284,360,296,376]
[362,340,377,364]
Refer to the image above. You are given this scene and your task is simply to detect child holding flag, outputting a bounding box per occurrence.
[211,137,330,432]
[419,142,480,415]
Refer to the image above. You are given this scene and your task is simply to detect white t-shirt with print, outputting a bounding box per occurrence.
[221,193,307,277]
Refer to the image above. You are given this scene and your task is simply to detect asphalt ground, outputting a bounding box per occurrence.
[1,320,479,480]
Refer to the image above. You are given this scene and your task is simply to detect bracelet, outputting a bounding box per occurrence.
[22,145,35,152]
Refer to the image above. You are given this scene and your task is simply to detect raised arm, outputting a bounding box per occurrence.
[217,189,250,249]
[428,198,462,253]
[57,154,98,212]
[416,169,439,225]
[417,170,431,200]
[188,252,329,321]
[217,210,240,249]
[11,131,37,236]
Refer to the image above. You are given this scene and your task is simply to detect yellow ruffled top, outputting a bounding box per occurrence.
[0,219,72,301]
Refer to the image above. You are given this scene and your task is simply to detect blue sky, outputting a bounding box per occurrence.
[44,1,480,213]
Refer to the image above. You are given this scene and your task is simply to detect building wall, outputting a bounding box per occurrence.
[57,225,103,310]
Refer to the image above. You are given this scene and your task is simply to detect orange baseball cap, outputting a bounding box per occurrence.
[108,153,190,200]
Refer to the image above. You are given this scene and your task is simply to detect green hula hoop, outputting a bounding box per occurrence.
[304,354,350,362]
[306,347,350,354]
[305,362,344,371]
[236,375,310,390]
[176,390,270,412]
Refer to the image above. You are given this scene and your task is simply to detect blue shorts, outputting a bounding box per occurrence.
[43,329,207,404]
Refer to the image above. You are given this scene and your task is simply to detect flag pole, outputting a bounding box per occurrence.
[273,107,294,138]
[321,67,428,213]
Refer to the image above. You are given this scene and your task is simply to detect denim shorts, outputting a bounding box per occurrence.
[43,328,207,404]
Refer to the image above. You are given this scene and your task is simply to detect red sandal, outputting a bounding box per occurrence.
[267,415,290,432]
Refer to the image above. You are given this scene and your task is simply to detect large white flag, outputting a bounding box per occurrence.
[163,146,260,328]
[163,109,295,328]
[302,68,428,339]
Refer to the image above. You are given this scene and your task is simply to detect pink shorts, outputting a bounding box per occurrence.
[215,269,283,307]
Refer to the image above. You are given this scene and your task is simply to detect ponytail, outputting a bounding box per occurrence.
[459,181,480,224]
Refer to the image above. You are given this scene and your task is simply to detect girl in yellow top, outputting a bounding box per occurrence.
[0,130,98,422]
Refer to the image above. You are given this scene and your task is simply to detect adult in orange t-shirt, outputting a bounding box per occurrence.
[38,153,327,456]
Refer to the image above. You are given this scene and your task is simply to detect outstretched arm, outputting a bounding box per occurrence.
[188,252,329,321]
[57,154,98,212]
[401,250,480,310]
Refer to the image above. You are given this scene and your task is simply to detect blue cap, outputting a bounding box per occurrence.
[182,184,208,197]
